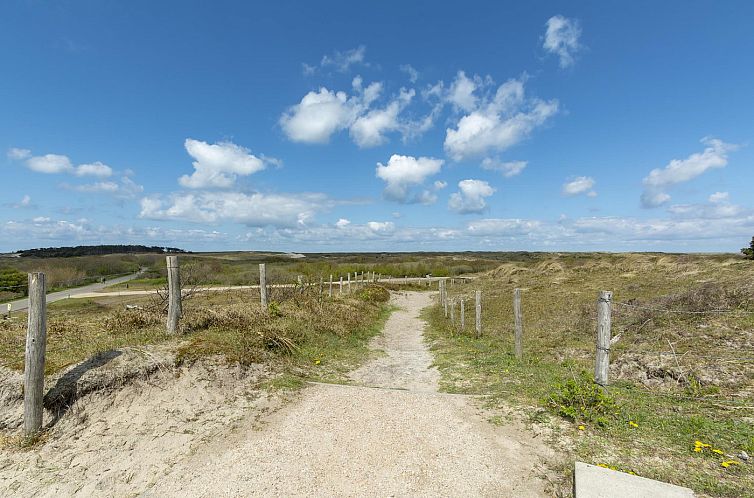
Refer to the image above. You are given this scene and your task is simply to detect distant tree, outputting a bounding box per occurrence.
[743,237,754,259]
[16,245,189,258]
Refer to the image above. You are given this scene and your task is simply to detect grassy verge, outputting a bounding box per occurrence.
[0,285,393,381]
[425,253,754,497]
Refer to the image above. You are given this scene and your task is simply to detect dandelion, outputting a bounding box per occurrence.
[693,447,703,453]
[314,359,321,365]
[721,460,740,468]
[578,425,585,431]
[712,449,724,455]
[628,421,638,428]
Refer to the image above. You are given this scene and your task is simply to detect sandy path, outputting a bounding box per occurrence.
[148,291,554,497]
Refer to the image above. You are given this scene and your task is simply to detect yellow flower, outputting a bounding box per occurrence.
[712,449,724,455]
[578,425,585,431]
[693,447,703,453]
[314,359,321,365]
[628,421,639,428]
[721,460,740,468]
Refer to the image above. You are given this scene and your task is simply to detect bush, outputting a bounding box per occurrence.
[546,371,620,426]
[357,285,390,303]
[742,236,754,259]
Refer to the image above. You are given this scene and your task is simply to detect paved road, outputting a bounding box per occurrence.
[5,272,143,312]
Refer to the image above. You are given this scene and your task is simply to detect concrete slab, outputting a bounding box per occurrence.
[574,462,695,498]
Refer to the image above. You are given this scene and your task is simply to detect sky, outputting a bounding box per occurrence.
[2,0,754,253]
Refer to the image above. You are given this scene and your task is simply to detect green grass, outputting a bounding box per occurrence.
[425,253,754,497]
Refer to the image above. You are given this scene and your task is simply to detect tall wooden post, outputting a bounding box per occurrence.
[450,299,455,324]
[329,274,333,297]
[475,290,482,338]
[595,291,612,386]
[514,288,523,359]
[347,273,351,294]
[259,263,268,308]
[460,299,465,330]
[339,276,343,294]
[166,256,181,334]
[24,272,46,437]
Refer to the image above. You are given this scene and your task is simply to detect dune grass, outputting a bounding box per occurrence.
[425,253,754,497]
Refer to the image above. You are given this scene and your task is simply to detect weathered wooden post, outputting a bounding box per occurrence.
[166,255,181,334]
[460,298,465,330]
[329,274,333,297]
[259,263,268,308]
[514,288,523,359]
[339,276,343,294]
[319,276,324,296]
[595,291,612,386]
[347,273,351,294]
[475,290,481,338]
[24,272,46,437]
[450,299,455,324]
[443,281,448,318]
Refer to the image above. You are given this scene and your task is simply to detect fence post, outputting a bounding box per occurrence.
[329,274,333,297]
[319,276,323,296]
[475,290,481,338]
[24,272,46,437]
[595,290,612,386]
[460,298,465,330]
[443,281,448,318]
[347,273,351,294]
[450,298,455,324]
[339,276,343,295]
[166,255,181,334]
[259,263,268,308]
[514,288,523,359]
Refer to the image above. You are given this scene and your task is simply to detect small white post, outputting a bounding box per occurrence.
[460,299,465,330]
[595,291,613,386]
[475,290,481,338]
[339,276,343,295]
[329,274,333,297]
[450,299,455,324]
[259,263,268,308]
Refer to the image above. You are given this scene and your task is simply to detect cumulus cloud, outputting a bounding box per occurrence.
[335,218,351,228]
[62,176,143,199]
[543,15,582,68]
[447,71,480,112]
[448,179,495,214]
[481,158,527,177]
[280,81,421,147]
[562,176,596,197]
[641,137,737,208]
[444,77,558,161]
[709,191,729,203]
[178,139,271,189]
[139,191,332,228]
[367,221,395,234]
[375,154,444,203]
[8,148,116,178]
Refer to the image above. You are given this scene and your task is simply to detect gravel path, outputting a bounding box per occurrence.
[148,291,553,497]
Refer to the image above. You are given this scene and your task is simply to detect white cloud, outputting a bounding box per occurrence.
[320,45,366,72]
[562,176,596,197]
[543,15,582,68]
[447,71,479,112]
[280,87,363,144]
[481,157,527,177]
[375,154,444,203]
[62,176,144,199]
[5,194,34,209]
[448,179,495,214]
[444,77,558,161]
[75,161,113,178]
[400,64,419,83]
[139,191,332,228]
[350,89,414,147]
[433,180,448,190]
[709,191,729,203]
[367,221,395,234]
[335,218,351,228]
[20,195,31,207]
[7,148,31,160]
[26,153,74,174]
[641,137,737,208]
[178,139,270,189]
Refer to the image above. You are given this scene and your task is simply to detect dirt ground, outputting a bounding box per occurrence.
[0,292,558,497]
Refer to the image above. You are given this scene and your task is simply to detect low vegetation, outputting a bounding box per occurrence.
[426,253,754,497]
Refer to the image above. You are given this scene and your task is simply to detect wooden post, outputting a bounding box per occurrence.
[339,276,343,294]
[595,291,613,386]
[24,272,46,437]
[166,256,181,334]
[443,281,448,318]
[450,299,455,324]
[259,263,268,308]
[329,274,333,297]
[319,276,324,296]
[475,290,481,338]
[514,288,523,359]
[460,298,465,330]
[347,273,351,294]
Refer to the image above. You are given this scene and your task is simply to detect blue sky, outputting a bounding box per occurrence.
[2,0,754,253]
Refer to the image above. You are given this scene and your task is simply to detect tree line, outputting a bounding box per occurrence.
[16,245,189,258]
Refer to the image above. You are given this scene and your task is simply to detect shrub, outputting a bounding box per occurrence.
[546,371,620,426]
[357,285,390,303]
[742,236,754,259]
